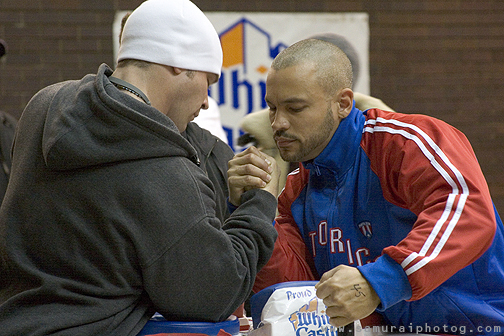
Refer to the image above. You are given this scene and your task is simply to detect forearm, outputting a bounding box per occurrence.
[145,189,277,322]
[363,109,497,301]
[223,189,278,272]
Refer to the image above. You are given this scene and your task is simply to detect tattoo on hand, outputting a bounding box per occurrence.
[352,284,366,297]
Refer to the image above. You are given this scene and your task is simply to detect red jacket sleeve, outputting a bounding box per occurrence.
[362,109,496,300]
[253,165,317,293]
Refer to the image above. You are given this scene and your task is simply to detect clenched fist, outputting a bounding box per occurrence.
[227,146,280,206]
[315,265,381,327]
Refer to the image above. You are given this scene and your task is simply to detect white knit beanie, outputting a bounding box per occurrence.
[118,0,223,78]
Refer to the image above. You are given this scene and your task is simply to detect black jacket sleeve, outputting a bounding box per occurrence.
[138,159,277,322]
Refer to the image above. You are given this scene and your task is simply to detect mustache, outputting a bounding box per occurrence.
[273,130,297,140]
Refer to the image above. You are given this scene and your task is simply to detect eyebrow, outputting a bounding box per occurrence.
[266,97,308,105]
[283,98,307,104]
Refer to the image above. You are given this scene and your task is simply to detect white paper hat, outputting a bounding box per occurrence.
[118,0,223,78]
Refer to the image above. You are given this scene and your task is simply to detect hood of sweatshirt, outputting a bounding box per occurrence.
[41,64,198,171]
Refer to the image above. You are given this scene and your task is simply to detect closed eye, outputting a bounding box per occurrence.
[288,106,306,113]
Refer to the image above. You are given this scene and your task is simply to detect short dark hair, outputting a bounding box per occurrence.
[116,59,152,69]
[271,38,353,94]
[308,33,360,88]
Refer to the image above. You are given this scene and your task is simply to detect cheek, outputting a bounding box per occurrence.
[198,84,209,101]
[188,86,208,109]
[289,116,314,138]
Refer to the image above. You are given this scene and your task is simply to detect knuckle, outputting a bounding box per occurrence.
[244,175,256,184]
[242,164,253,175]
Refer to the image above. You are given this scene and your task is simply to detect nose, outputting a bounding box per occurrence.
[201,96,209,110]
[270,109,289,132]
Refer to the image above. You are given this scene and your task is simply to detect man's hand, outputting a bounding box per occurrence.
[315,265,380,327]
[227,146,280,206]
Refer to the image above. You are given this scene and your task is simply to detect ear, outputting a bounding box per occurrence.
[337,88,354,119]
[172,67,183,75]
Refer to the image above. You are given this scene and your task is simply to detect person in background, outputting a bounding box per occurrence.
[253,38,504,333]
[239,33,394,190]
[0,1,280,335]
[0,39,17,204]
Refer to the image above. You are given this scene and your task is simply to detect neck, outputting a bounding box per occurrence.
[111,63,179,121]
[111,66,151,100]
[109,76,151,105]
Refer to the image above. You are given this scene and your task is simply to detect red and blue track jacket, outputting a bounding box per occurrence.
[254,106,504,331]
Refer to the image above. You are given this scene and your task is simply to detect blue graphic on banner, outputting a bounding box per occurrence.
[210,18,288,151]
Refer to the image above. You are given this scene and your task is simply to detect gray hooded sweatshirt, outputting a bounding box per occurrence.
[0,64,277,335]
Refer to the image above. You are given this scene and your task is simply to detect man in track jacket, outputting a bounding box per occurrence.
[254,38,504,334]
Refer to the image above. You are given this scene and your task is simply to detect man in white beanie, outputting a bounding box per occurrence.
[0,0,280,335]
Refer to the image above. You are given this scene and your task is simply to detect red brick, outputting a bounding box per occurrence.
[0,0,503,213]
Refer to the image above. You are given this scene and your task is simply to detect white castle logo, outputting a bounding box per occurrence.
[288,297,341,336]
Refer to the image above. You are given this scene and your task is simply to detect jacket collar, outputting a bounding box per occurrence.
[303,104,365,177]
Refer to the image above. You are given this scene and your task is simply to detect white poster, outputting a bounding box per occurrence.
[113,11,369,151]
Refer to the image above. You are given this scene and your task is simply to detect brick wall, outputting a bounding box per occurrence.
[1,0,503,213]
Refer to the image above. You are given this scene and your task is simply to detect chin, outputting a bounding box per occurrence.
[279,150,298,163]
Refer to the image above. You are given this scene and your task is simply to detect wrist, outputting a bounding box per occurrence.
[358,254,412,311]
